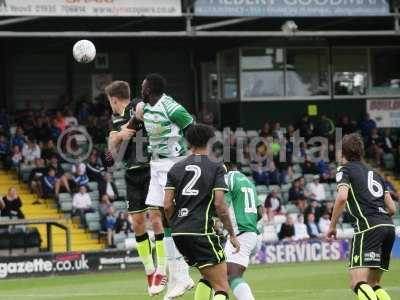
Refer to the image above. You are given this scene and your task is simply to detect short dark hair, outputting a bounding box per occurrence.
[105,81,131,100]
[185,124,215,148]
[342,133,364,161]
[145,73,166,96]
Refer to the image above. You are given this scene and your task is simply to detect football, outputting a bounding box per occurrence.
[73,40,96,63]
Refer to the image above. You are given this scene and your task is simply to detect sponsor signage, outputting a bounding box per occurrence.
[194,0,390,17]
[254,239,350,264]
[0,250,140,279]
[0,0,182,17]
[367,99,400,128]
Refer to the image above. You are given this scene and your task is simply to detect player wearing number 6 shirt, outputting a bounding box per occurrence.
[326,133,397,300]
[164,124,240,300]
[224,162,262,300]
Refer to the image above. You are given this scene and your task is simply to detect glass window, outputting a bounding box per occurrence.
[332,48,368,96]
[371,48,400,96]
[241,48,284,98]
[286,48,329,97]
[219,49,238,99]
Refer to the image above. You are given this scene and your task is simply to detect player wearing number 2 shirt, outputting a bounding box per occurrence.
[327,133,397,300]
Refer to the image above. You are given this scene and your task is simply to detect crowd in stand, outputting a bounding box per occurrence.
[0,101,399,247]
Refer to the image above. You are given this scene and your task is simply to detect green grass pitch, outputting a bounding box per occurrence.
[0,260,399,300]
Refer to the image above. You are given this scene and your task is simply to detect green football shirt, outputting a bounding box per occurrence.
[225,171,261,234]
[143,94,193,158]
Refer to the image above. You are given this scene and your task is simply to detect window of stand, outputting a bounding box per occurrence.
[370,48,400,96]
[332,48,368,96]
[219,49,239,100]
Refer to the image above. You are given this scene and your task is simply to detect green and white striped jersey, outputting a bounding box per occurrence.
[143,94,193,158]
[225,171,261,234]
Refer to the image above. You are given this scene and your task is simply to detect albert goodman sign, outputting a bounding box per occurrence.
[0,0,181,17]
[194,0,390,17]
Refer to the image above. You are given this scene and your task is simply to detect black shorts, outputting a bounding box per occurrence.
[125,167,150,214]
[173,234,226,269]
[349,225,395,271]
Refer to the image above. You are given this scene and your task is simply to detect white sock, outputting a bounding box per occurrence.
[164,237,191,283]
[233,282,255,300]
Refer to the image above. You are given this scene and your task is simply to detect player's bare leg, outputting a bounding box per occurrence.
[368,269,391,300]
[199,263,230,300]
[130,211,158,296]
[227,263,254,300]
[349,268,377,300]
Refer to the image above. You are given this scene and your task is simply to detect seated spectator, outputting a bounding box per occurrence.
[72,185,93,227]
[301,155,319,174]
[0,187,24,219]
[304,199,322,223]
[289,178,307,212]
[264,188,285,223]
[306,213,321,239]
[64,109,78,128]
[384,174,399,201]
[105,206,116,248]
[11,145,22,168]
[11,126,25,151]
[306,175,326,202]
[55,111,66,132]
[71,162,89,190]
[366,127,382,165]
[259,121,271,138]
[0,134,10,169]
[29,158,46,203]
[251,143,269,185]
[278,214,295,241]
[318,157,333,183]
[115,211,133,234]
[33,116,51,144]
[318,211,331,234]
[86,152,105,183]
[48,155,72,195]
[360,113,376,139]
[22,137,41,166]
[381,128,396,155]
[338,115,357,135]
[267,160,282,185]
[294,214,309,240]
[99,173,119,202]
[41,140,58,162]
[99,194,113,223]
[50,118,62,142]
[42,167,57,198]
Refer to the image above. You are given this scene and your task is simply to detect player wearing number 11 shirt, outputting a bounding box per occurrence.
[327,133,397,300]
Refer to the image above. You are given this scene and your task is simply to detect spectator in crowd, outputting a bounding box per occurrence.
[301,155,319,174]
[264,188,285,223]
[50,118,62,142]
[86,152,105,183]
[105,206,116,248]
[306,213,321,239]
[0,134,10,169]
[360,113,376,139]
[99,194,113,222]
[278,214,295,241]
[41,140,58,162]
[297,114,313,139]
[304,199,321,223]
[0,187,24,219]
[267,160,282,185]
[72,185,93,227]
[384,174,399,201]
[338,115,357,135]
[11,145,23,168]
[64,109,78,128]
[251,142,269,185]
[115,211,133,234]
[11,126,25,151]
[306,175,326,202]
[289,178,307,212]
[42,167,57,198]
[99,172,119,202]
[316,113,334,137]
[318,211,331,234]
[22,137,41,166]
[366,127,382,165]
[33,116,51,144]
[48,155,72,195]
[55,111,66,132]
[29,158,46,203]
[272,122,284,139]
[294,214,310,240]
[318,156,333,183]
[259,121,270,138]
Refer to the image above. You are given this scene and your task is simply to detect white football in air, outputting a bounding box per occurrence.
[73,40,96,64]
